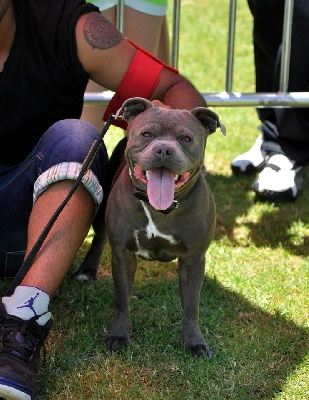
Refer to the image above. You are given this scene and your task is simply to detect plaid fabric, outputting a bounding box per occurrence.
[33,162,103,210]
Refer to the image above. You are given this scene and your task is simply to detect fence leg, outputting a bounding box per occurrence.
[279,0,294,92]
[225,0,237,92]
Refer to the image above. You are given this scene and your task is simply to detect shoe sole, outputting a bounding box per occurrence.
[252,187,300,202]
[0,380,33,400]
[252,167,303,202]
[231,161,265,175]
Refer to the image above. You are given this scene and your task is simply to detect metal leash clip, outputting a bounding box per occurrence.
[113,108,125,121]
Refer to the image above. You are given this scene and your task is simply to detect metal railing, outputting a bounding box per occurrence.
[84,0,309,108]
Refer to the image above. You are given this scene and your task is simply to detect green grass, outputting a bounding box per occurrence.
[2,0,309,398]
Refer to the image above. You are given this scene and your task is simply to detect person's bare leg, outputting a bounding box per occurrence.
[157,15,170,64]
[80,79,107,132]
[125,7,164,55]
[21,180,94,297]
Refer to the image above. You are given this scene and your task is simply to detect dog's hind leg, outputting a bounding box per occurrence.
[105,250,137,353]
[73,137,127,281]
[73,202,107,281]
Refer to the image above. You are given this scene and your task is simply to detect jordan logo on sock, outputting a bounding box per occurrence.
[17,293,40,316]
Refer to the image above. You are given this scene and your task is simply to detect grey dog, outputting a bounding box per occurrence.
[75,97,225,357]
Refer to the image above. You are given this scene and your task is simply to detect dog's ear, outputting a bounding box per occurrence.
[118,97,154,122]
[191,107,226,136]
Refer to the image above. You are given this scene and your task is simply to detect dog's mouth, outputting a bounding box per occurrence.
[133,163,190,210]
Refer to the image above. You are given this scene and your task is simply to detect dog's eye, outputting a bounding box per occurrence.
[181,135,192,142]
[142,131,152,138]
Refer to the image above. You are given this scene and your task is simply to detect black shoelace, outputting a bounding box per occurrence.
[0,315,45,367]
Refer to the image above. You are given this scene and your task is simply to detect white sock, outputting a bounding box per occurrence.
[2,285,52,326]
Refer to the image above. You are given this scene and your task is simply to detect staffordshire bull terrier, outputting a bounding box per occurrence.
[76,97,225,357]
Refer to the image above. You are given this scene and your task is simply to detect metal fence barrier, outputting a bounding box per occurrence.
[84,0,309,108]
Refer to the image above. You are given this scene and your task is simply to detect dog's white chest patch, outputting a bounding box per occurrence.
[134,202,178,259]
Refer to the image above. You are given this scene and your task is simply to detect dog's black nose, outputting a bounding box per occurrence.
[155,146,173,158]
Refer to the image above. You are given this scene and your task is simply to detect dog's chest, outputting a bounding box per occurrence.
[130,202,183,262]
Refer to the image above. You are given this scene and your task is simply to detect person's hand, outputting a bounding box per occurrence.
[151,100,171,108]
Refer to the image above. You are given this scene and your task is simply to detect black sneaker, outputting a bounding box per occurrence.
[0,304,53,399]
[252,153,303,202]
[231,135,266,174]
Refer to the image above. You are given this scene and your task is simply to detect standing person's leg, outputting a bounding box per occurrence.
[251,0,309,201]
[157,15,170,64]
[123,6,168,59]
[231,0,284,175]
[274,0,309,163]
[249,0,284,124]
[231,0,309,201]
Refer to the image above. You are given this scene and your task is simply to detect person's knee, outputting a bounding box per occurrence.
[45,119,99,156]
[38,119,108,166]
[33,119,108,210]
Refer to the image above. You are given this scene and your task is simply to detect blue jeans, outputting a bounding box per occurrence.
[0,119,108,277]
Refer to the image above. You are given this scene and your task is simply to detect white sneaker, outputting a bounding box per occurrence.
[252,153,303,201]
[231,135,266,174]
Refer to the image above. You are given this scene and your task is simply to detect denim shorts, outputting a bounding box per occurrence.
[0,119,108,277]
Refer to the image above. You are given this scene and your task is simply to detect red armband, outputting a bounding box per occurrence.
[103,40,179,129]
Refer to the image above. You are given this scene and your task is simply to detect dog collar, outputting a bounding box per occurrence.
[134,189,179,214]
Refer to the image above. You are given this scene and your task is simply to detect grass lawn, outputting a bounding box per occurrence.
[2,0,308,398]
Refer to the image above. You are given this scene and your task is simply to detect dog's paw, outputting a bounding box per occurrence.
[105,335,129,354]
[188,343,213,358]
[72,268,97,282]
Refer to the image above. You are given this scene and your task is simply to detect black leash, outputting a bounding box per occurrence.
[5,114,116,296]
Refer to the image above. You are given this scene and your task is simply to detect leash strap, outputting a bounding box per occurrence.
[5,114,115,296]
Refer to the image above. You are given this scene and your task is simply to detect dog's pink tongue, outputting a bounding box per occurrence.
[147,168,175,210]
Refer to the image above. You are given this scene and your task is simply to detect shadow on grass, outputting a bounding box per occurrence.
[36,269,308,400]
[207,166,309,256]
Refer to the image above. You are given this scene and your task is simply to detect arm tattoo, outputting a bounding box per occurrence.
[84,13,122,50]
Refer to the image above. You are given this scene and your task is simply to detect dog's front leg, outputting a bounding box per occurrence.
[105,249,137,353]
[178,255,213,358]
